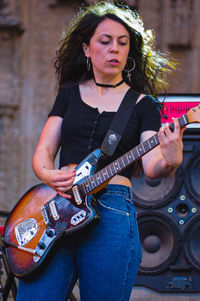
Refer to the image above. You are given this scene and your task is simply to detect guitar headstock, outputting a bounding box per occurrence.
[186,105,200,124]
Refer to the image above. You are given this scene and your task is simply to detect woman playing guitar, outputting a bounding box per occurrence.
[16,1,185,300]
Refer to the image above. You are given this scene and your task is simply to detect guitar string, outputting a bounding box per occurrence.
[11,114,194,252]
[46,133,160,210]
[16,115,193,231]
[69,114,186,195]
[22,116,191,223]
[49,146,146,210]
[44,115,188,210]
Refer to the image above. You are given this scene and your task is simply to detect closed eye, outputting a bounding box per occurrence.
[100,41,128,46]
[119,42,128,46]
[100,41,110,45]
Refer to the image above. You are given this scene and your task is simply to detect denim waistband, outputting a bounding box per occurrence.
[105,184,133,199]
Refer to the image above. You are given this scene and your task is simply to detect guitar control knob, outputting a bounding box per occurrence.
[46,229,55,237]
[38,242,46,249]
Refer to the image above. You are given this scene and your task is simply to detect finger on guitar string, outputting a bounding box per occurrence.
[46,169,76,193]
[58,191,72,199]
[51,169,76,182]
[53,177,75,189]
[158,125,168,144]
[172,117,186,136]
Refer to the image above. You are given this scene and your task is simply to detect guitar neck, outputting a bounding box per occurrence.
[82,113,189,194]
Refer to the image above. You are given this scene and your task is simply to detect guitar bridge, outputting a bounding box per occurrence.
[41,206,49,225]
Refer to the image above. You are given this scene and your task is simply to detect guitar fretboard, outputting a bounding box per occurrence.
[82,114,189,194]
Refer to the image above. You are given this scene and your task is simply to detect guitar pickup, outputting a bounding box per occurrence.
[72,185,82,205]
[49,200,59,221]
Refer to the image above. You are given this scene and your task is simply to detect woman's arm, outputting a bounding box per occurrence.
[141,118,185,178]
[32,116,75,198]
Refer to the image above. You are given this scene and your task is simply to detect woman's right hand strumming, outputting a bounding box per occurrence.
[41,168,76,198]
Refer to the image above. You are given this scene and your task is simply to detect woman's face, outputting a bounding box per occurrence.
[83,18,130,81]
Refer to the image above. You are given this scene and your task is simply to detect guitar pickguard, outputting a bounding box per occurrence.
[74,149,101,184]
[74,161,93,184]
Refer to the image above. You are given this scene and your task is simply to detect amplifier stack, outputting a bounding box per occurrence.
[133,94,200,293]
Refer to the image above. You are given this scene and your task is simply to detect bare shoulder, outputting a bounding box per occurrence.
[136,93,146,104]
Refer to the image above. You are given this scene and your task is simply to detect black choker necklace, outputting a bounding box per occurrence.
[94,79,124,88]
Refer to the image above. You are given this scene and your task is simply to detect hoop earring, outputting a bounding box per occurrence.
[124,57,136,82]
[87,57,91,71]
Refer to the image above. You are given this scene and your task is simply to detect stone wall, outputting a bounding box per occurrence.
[0,0,200,211]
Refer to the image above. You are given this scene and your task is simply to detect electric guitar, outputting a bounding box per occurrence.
[3,105,200,279]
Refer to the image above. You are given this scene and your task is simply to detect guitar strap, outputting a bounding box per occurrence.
[101,88,140,156]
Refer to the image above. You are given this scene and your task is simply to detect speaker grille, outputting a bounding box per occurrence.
[185,150,200,202]
[184,216,200,271]
[137,213,181,275]
[132,167,183,208]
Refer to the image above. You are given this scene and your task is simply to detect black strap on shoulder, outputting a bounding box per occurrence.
[101,89,140,156]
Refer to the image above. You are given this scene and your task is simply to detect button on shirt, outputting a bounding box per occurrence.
[48,81,161,179]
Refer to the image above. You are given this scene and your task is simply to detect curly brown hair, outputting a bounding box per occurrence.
[54,1,176,98]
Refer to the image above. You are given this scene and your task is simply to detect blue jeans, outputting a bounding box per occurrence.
[17,184,142,301]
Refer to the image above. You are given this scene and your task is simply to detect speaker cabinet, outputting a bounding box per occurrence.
[133,132,200,293]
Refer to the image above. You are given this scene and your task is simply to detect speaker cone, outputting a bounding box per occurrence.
[185,151,200,203]
[184,216,200,271]
[131,167,183,208]
[137,213,181,274]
